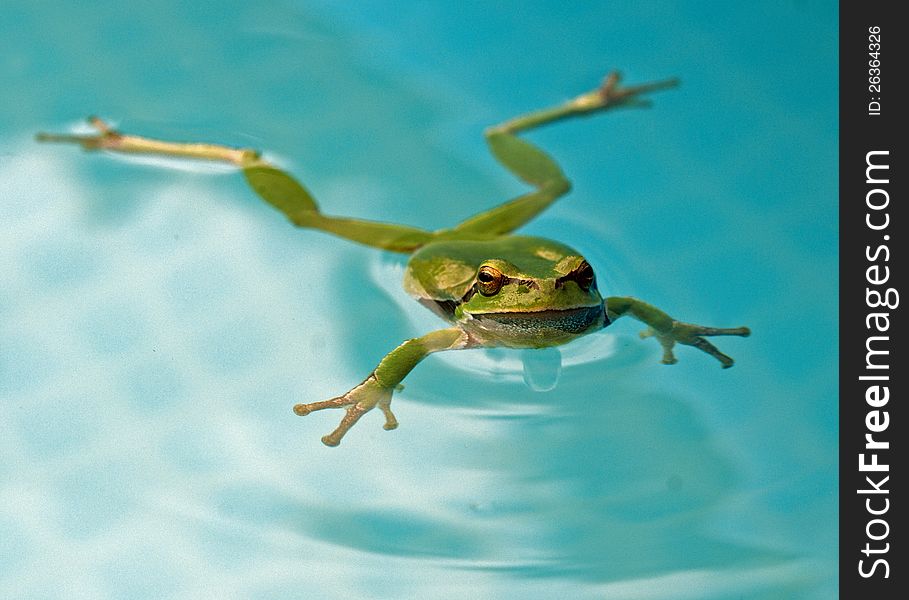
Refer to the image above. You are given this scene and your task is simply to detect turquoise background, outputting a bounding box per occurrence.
[1,1,837,598]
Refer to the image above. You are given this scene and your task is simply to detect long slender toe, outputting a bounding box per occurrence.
[687,337,735,368]
[320,404,370,446]
[698,325,751,337]
[294,396,350,416]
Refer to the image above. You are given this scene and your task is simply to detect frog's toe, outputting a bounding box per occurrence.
[671,322,750,368]
[295,375,398,446]
[379,400,399,430]
[293,395,363,446]
[293,396,351,416]
[585,71,680,111]
[690,325,751,338]
[640,321,750,368]
[320,403,372,446]
[660,352,679,366]
[684,336,734,368]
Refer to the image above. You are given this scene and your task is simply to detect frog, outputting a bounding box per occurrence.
[38,71,750,446]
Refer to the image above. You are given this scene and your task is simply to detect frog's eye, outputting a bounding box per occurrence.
[477,266,505,296]
[575,261,595,290]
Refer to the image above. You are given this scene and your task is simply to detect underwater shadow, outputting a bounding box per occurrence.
[418,348,796,584]
[210,342,796,591]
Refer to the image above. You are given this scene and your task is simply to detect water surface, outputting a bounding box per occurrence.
[1,2,837,598]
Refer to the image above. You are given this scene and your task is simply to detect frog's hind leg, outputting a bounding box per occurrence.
[37,117,434,253]
[453,73,678,237]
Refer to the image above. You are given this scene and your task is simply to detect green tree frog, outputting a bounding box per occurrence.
[39,72,750,446]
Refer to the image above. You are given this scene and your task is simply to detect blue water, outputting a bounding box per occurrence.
[1,2,838,598]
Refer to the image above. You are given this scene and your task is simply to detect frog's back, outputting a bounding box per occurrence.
[403,235,582,301]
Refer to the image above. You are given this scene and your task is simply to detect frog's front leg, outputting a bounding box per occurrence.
[294,327,471,446]
[606,296,750,368]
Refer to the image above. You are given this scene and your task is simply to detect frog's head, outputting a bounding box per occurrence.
[404,237,610,346]
[463,255,599,310]
[458,252,609,345]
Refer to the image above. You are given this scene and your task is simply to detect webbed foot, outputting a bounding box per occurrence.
[640,322,751,368]
[570,71,680,114]
[296,328,467,447]
[294,374,397,446]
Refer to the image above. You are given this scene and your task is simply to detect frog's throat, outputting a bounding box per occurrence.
[466,304,608,335]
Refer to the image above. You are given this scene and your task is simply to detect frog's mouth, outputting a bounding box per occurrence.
[470,304,607,334]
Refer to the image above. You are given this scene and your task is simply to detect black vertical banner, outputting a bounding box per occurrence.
[840,2,905,597]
